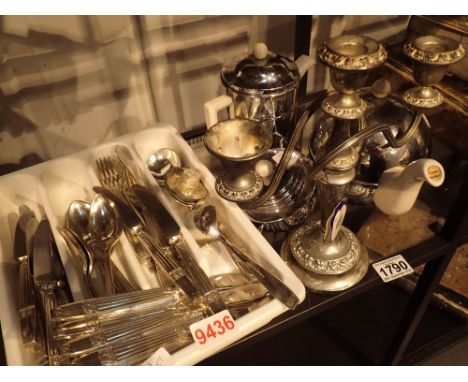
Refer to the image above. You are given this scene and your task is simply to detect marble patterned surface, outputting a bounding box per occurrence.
[356,200,442,256]
[356,200,467,298]
[441,244,468,297]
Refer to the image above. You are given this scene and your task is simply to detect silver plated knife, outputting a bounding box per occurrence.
[131,184,227,314]
[32,219,71,365]
[13,206,36,346]
[25,215,41,351]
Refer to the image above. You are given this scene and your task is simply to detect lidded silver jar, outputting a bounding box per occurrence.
[205,42,312,143]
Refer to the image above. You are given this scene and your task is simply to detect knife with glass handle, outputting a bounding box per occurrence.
[93,186,200,302]
[131,184,227,314]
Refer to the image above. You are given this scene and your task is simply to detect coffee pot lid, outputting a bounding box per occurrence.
[220,42,300,95]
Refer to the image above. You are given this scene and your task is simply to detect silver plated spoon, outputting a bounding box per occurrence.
[66,200,92,242]
[146,148,182,183]
[58,226,96,298]
[192,202,300,310]
[87,194,122,296]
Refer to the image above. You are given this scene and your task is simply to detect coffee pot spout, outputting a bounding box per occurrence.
[374,158,445,216]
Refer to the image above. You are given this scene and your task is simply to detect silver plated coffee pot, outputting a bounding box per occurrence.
[204,42,313,144]
[347,81,431,203]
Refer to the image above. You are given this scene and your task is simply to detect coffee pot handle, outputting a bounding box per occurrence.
[204,95,235,129]
[295,55,314,78]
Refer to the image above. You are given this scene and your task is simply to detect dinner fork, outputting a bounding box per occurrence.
[94,156,126,195]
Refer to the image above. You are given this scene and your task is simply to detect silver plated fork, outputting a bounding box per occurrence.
[94,156,125,194]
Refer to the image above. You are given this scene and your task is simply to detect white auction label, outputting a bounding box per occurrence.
[140,347,173,366]
[372,254,414,282]
[190,309,236,347]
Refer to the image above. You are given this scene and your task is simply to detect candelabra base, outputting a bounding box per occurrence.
[281,224,369,293]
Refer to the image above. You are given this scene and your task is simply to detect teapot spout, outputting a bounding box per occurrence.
[373,158,445,216]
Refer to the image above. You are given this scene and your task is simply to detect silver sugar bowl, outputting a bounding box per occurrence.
[203,118,273,203]
[244,149,317,232]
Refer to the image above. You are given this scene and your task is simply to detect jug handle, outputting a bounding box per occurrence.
[373,159,445,216]
[295,55,314,78]
[204,95,235,129]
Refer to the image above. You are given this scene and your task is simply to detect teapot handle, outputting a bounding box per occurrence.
[204,95,235,129]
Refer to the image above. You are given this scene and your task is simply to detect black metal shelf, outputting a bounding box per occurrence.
[198,153,468,365]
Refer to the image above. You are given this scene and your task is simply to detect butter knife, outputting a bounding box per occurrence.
[218,223,300,310]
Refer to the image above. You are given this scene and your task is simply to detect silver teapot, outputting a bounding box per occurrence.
[346,80,431,203]
[204,42,313,144]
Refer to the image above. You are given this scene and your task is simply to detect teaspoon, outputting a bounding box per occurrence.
[146,148,182,183]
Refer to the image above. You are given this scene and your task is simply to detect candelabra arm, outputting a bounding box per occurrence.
[308,111,423,182]
[245,91,327,210]
[381,112,423,148]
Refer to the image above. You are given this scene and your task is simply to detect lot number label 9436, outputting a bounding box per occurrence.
[190,310,236,347]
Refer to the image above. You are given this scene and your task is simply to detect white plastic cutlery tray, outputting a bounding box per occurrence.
[0,123,306,366]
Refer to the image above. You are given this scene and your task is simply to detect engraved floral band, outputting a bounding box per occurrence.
[318,36,388,71]
[403,38,465,66]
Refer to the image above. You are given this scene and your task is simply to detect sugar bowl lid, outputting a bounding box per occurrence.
[220,42,300,95]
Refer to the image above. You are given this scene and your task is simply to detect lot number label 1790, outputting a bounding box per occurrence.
[372,255,414,282]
